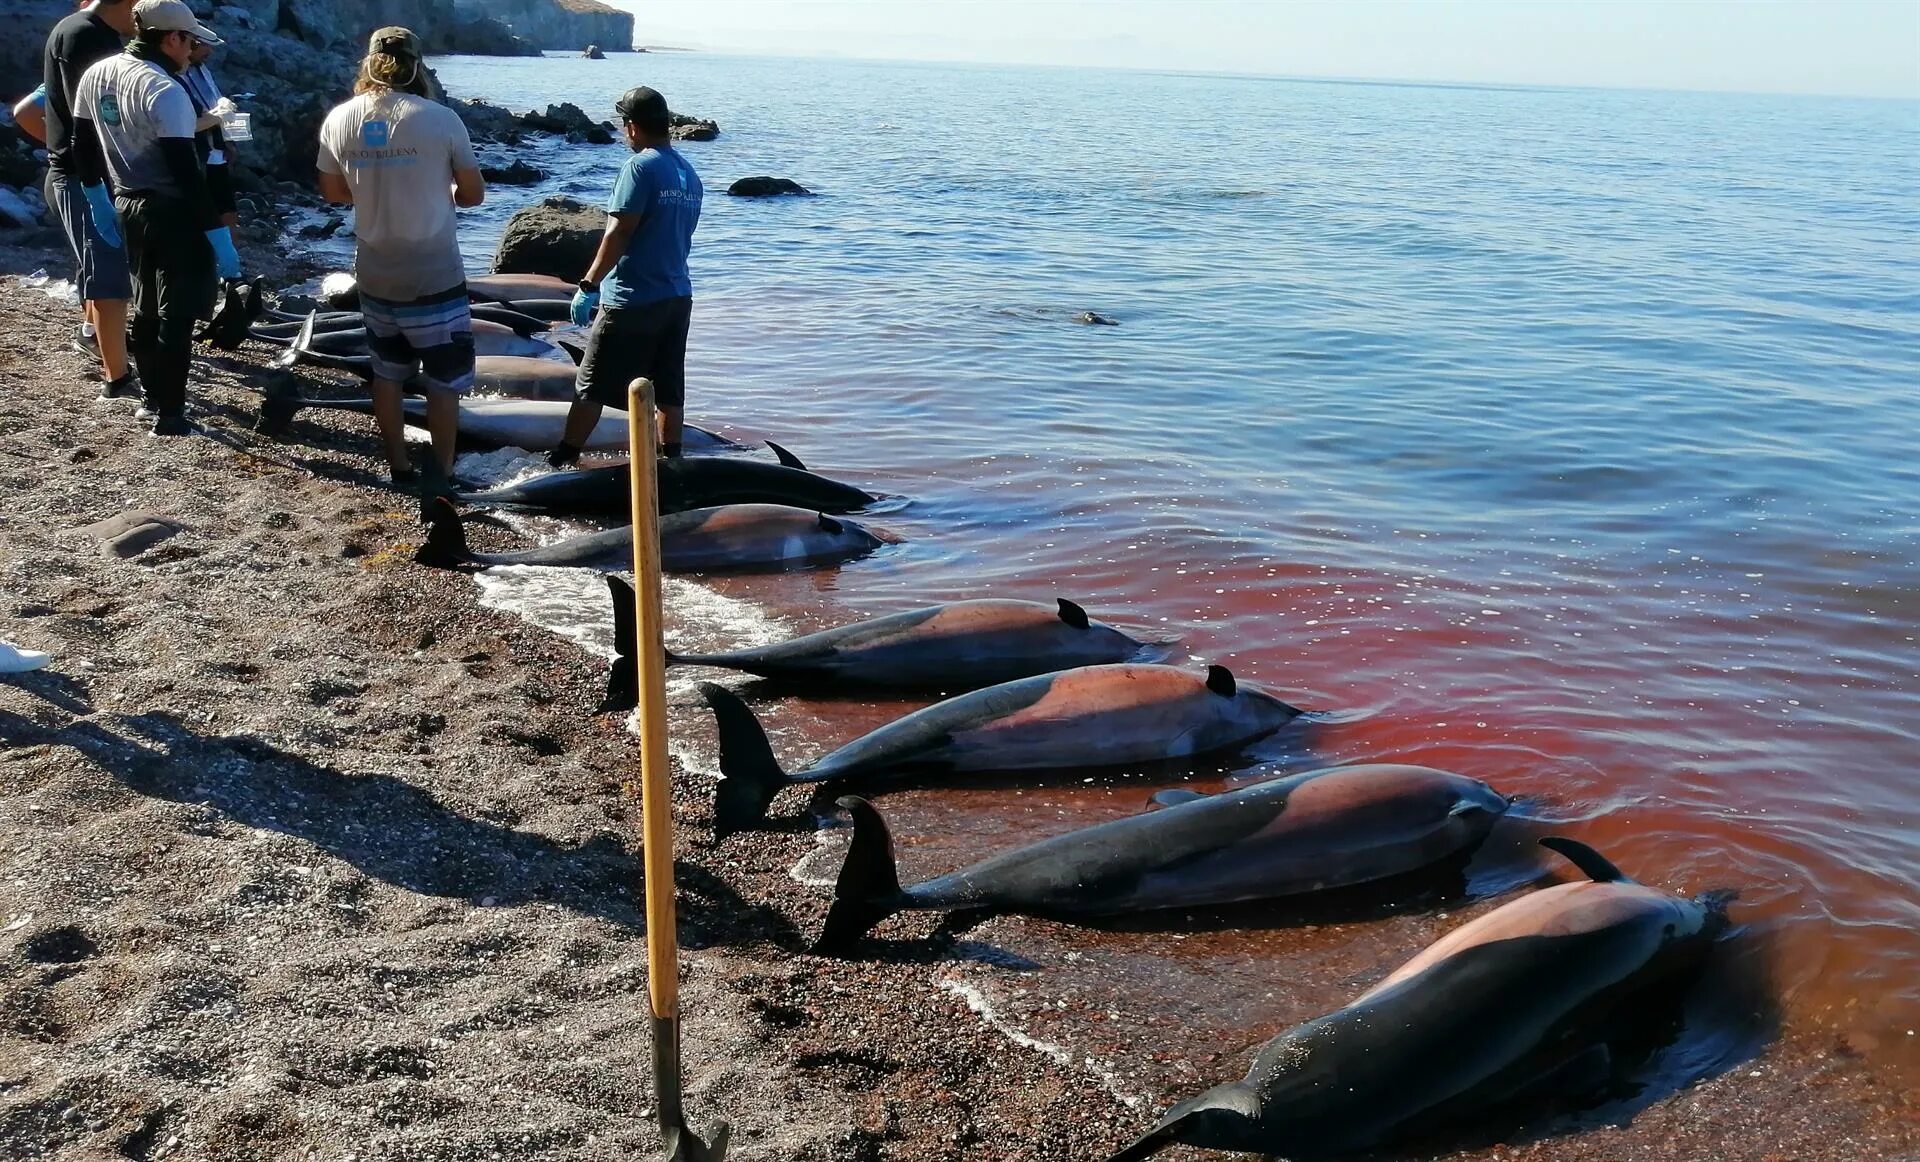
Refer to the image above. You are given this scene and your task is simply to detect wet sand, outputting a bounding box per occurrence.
[0,230,1916,1160]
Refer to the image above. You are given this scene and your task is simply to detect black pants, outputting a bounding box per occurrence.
[117,193,213,415]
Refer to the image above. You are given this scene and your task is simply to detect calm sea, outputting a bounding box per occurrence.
[427,51,1920,1105]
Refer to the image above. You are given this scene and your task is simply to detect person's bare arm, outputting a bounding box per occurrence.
[12,92,47,145]
[317,169,353,205]
[452,166,485,208]
[581,214,642,285]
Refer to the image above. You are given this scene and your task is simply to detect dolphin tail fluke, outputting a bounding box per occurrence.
[1103,1122,1186,1162]
[599,575,640,714]
[814,796,908,955]
[414,497,473,569]
[1540,836,1628,883]
[698,682,789,841]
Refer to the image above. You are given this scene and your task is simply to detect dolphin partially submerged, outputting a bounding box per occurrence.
[261,389,741,455]
[600,578,1173,711]
[454,442,877,518]
[416,498,892,574]
[816,765,1510,951]
[698,666,1307,839]
[1107,837,1725,1161]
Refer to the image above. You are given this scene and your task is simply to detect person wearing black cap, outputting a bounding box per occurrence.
[548,85,703,467]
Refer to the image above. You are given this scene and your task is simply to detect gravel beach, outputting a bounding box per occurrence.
[0,226,1916,1161]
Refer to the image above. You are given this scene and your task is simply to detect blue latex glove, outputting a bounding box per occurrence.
[81,183,121,249]
[569,286,600,327]
[205,226,241,280]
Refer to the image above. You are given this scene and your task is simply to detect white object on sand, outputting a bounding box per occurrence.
[0,641,51,674]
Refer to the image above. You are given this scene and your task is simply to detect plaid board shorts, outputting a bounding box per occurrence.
[359,283,477,395]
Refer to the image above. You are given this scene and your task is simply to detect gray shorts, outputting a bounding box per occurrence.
[47,170,132,302]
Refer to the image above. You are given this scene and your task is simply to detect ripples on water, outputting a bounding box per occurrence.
[431,52,1920,1097]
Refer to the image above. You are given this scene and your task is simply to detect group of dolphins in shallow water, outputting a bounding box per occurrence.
[256,273,1731,1160]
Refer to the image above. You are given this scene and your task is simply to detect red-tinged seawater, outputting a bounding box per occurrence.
[429,51,1920,1121]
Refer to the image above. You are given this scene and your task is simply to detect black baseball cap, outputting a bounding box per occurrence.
[615,86,669,123]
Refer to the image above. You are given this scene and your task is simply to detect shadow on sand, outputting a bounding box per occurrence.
[0,705,797,949]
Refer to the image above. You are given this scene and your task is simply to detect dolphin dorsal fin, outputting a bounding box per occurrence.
[1057,598,1090,629]
[817,513,844,534]
[1205,665,1237,698]
[767,441,807,470]
[1540,837,1628,883]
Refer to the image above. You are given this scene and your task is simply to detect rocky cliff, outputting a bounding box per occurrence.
[455,0,635,52]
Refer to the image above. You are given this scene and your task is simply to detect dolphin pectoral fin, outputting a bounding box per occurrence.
[766,440,807,470]
[414,497,474,570]
[1107,1083,1262,1162]
[554,337,585,365]
[598,575,640,714]
[698,683,790,842]
[814,796,909,955]
[1147,789,1212,810]
[1540,836,1629,883]
[1205,664,1237,698]
[1057,598,1091,629]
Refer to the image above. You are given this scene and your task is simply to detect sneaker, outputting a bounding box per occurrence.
[0,641,51,674]
[150,413,198,437]
[70,328,100,362]
[98,373,140,401]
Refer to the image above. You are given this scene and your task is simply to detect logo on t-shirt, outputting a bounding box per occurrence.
[99,94,121,127]
[362,121,390,148]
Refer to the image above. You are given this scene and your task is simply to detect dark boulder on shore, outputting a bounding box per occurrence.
[454,100,525,145]
[481,159,548,186]
[492,196,603,280]
[728,177,812,198]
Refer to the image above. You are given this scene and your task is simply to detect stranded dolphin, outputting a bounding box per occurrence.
[698,666,1307,839]
[267,315,568,362]
[600,578,1172,711]
[276,316,582,390]
[454,442,877,518]
[261,303,549,336]
[260,388,741,455]
[816,765,1510,951]
[416,498,892,574]
[467,273,575,302]
[1107,837,1725,1161]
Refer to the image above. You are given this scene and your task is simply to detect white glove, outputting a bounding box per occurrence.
[209,97,239,118]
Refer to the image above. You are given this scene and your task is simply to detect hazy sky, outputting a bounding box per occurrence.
[606,0,1920,99]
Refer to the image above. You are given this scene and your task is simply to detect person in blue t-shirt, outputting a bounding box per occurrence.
[551,85,703,466]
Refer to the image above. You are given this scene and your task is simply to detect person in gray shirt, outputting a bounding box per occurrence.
[70,0,241,437]
[318,27,486,485]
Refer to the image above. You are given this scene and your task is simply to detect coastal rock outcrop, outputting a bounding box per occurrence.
[670,114,720,142]
[446,13,544,56]
[583,44,605,60]
[453,0,634,51]
[492,196,603,279]
[481,158,547,186]
[728,177,812,198]
[522,102,599,136]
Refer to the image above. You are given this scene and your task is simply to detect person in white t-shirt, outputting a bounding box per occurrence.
[316,26,485,486]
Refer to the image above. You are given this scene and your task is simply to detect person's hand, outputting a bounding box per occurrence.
[569,285,600,326]
[205,226,241,280]
[81,183,121,248]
